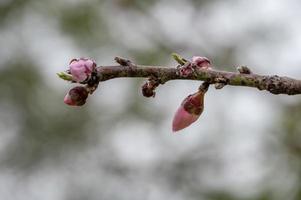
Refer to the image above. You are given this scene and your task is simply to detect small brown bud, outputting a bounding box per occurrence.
[237,66,252,74]
[142,82,155,97]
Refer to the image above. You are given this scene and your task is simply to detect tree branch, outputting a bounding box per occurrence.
[97,64,301,95]
[60,57,301,131]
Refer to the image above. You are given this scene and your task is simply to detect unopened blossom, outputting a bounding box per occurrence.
[172,90,205,132]
[64,86,89,106]
[69,58,96,82]
[178,62,194,77]
[191,56,211,70]
[178,56,211,77]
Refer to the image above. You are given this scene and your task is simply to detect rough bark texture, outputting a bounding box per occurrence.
[97,65,301,95]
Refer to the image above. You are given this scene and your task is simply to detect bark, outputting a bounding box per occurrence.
[97,64,301,95]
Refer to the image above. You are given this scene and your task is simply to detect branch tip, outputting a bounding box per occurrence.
[57,72,73,81]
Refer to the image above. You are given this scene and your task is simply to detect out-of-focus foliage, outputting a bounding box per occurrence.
[0,59,96,170]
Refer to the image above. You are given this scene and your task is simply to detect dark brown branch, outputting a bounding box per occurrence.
[97,64,301,95]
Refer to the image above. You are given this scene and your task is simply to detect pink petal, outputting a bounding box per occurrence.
[192,56,211,69]
[70,67,87,82]
[84,59,95,73]
[179,63,193,77]
[63,86,89,106]
[69,58,96,82]
[172,106,199,132]
[64,93,76,106]
[70,62,87,82]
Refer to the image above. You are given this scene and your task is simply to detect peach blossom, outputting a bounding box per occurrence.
[192,56,211,70]
[69,58,96,82]
[172,91,205,132]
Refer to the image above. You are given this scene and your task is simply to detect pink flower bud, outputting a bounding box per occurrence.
[64,86,89,106]
[178,56,212,77]
[191,56,211,70]
[178,62,193,77]
[172,91,205,132]
[69,58,96,82]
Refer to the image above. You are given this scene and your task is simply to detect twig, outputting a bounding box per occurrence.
[96,64,301,95]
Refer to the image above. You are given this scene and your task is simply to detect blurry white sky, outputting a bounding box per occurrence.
[0,0,301,199]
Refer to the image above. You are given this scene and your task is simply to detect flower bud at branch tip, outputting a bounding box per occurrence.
[69,58,96,83]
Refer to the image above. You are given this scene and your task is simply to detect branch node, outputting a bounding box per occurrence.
[213,77,228,90]
[114,56,135,67]
[198,81,210,93]
[177,62,194,77]
[215,83,226,89]
[86,71,100,94]
[141,76,160,98]
[237,66,252,74]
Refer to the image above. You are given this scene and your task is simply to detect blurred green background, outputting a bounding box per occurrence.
[1,0,301,199]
